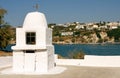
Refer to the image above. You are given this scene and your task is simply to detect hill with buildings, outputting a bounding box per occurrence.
[49,21,120,44]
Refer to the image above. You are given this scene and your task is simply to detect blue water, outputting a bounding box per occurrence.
[2,44,120,57]
[54,44,120,57]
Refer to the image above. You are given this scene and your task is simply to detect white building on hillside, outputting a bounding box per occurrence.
[61,32,73,36]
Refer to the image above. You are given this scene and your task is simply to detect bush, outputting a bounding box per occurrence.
[58,54,64,59]
[69,50,85,59]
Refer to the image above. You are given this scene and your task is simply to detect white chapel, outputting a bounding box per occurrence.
[12,10,55,73]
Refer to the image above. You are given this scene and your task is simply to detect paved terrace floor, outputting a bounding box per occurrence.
[0,66,120,78]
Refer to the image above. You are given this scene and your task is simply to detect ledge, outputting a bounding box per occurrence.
[12,45,47,50]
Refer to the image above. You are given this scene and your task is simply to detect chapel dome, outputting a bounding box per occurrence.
[23,12,48,28]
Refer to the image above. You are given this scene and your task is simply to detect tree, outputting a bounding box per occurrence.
[0,8,7,25]
[0,25,15,48]
[107,28,120,41]
[0,8,15,49]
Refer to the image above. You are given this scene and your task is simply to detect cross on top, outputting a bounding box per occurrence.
[34,4,39,11]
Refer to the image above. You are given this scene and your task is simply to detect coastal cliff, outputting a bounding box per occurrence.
[53,31,115,44]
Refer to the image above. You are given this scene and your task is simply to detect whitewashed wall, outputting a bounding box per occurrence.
[55,55,120,67]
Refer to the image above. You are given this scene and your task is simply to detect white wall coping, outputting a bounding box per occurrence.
[12,45,46,50]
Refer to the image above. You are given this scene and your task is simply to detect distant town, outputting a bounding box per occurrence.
[48,21,120,44]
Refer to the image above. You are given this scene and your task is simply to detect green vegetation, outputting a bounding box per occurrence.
[0,25,15,48]
[0,8,15,49]
[56,50,85,59]
[69,50,85,59]
[0,8,7,25]
[57,54,64,59]
[107,28,120,41]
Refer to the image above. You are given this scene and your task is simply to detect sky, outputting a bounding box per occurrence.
[0,0,120,26]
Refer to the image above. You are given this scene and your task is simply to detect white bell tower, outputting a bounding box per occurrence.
[12,10,55,73]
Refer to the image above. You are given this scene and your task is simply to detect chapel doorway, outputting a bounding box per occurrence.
[24,50,36,72]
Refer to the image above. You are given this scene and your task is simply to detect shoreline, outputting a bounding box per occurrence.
[53,42,120,45]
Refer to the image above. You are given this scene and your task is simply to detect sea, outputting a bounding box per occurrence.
[54,44,120,58]
[3,44,120,58]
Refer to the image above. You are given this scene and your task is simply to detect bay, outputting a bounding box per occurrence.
[54,44,120,57]
[3,44,120,58]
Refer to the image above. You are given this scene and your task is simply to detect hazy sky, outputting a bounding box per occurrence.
[0,0,120,26]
